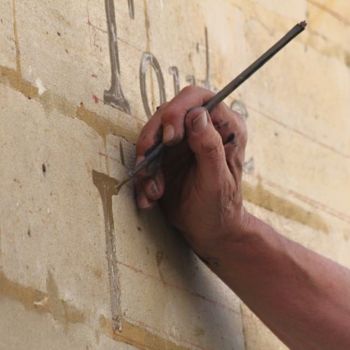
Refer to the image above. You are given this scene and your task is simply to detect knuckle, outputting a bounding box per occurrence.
[161,105,182,124]
[136,132,156,155]
[156,102,169,112]
[180,85,197,95]
[201,135,223,158]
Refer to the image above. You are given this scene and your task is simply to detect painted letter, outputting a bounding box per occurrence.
[140,52,166,119]
[104,0,131,114]
[168,66,180,96]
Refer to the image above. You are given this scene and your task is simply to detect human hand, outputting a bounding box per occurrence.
[135,86,248,255]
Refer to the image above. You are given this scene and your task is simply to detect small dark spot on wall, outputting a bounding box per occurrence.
[137,226,141,231]
[27,228,31,237]
[274,132,279,137]
[57,31,61,37]
[91,74,98,79]
[65,49,69,54]
[42,163,47,175]
[93,268,103,279]
[27,96,31,100]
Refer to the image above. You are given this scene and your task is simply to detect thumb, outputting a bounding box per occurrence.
[185,107,227,183]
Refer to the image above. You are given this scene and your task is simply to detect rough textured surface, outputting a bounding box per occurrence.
[0,0,349,349]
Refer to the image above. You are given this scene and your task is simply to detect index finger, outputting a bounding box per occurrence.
[136,86,215,158]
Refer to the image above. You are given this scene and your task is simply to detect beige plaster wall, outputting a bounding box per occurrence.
[0,0,349,349]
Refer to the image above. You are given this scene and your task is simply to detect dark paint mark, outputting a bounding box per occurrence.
[345,53,350,68]
[168,66,180,96]
[155,251,165,284]
[186,75,196,86]
[203,27,211,89]
[104,0,131,114]
[127,0,135,19]
[91,74,98,79]
[42,163,47,175]
[92,170,122,332]
[139,52,166,119]
[92,95,99,104]
[57,32,61,37]
[27,228,31,237]
[119,141,125,166]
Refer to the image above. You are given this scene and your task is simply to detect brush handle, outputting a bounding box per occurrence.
[129,97,213,178]
[129,142,164,177]
[130,21,307,178]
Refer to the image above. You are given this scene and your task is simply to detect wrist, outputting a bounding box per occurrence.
[192,206,255,259]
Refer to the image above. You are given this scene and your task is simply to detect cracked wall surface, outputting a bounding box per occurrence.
[0,1,349,349]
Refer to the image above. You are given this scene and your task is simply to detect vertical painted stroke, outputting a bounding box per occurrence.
[104,0,131,114]
[127,0,135,19]
[168,66,180,96]
[92,170,122,332]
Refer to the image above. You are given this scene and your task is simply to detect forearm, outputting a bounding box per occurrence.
[198,212,350,350]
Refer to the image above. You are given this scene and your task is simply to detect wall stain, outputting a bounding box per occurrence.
[99,315,193,350]
[0,65,138,143]
[243,180,329,233]
[0,66,38,99]
[46,271,77,330]
[0,271,85,326]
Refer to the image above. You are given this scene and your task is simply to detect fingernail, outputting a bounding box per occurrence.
[149,180,158,196]
[163,124,175,144]
[192,111,208,132]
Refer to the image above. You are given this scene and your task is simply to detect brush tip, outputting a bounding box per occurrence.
[299,20,307,29]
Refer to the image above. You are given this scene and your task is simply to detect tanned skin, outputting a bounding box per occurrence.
[134,86,350,350]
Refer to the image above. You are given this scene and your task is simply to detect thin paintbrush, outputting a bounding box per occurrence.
[117,21,307,191]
